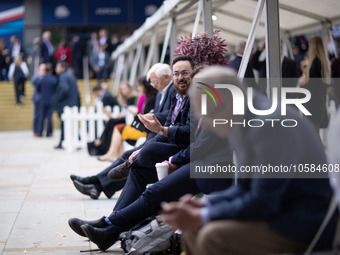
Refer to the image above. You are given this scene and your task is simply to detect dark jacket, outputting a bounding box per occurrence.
[37,74,58,106]
[155,93,197,147]
[228,55,255,79]
[304,57,327,123]
[102,90,118,108]
[40,40,53,64]
[282,56,299,88]
[53,70,80,112]
[205,92,335,250]
[154,82,176,125]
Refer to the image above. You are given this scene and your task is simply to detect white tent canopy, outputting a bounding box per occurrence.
[110,0,340,92]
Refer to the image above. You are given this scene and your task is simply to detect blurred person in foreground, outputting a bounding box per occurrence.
[161,66,336,255]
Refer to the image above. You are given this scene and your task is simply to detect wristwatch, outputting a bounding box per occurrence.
[158,126,164,136]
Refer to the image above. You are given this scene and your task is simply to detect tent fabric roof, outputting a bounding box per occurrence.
[112,0,340,59]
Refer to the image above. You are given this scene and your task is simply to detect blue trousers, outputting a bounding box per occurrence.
[38,104,53,136]
[33,101,40,134]
[113,141,184,211]
[108,163,230,229]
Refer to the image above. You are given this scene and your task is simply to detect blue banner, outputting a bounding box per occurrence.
[87,0,128,24]
[0,1,24,45]
[132,0,163,24]
[41,0,83,25]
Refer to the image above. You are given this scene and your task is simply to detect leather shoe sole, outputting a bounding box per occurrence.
[70,174,91,184]
[68,216,106,237]
[81,224,124,251]
[73,180,100,199]
[107,161,130,182]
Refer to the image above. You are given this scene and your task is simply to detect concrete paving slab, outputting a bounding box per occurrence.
[0,130,124,255]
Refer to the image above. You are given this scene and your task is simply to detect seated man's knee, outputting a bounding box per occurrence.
[196,221,236,255]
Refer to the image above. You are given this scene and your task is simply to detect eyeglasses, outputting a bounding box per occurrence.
[173,71,191,78]
[150,79,160,87]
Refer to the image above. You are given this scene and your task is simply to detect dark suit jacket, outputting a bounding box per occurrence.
[205,92,335,250]
[171,128,233,166]
[331,57,340,103]
[229,55,257,88]
[102,90,118,108]
[282,56,298,88]
[53,70,80,112]
[154,83,176,125]
[9,43,25,62]
[228,55,255,79]
[37,74,58,106]
[40,40,52,64]
[90,51,110,68]
[171,128,234,194]
[250,49,266,78]
[162,93,197,147]
[31,75,42,103]
[146,89,197,149]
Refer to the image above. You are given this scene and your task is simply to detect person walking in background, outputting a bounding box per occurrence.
[304,35,331,132]
[40,31,54,65]
[98,29,110,50]
[54,38,72,66]
[30,37,41,77]
[331,37,340,107]
[8,36,25,64]
[8,55,29,106]
[37,63,57,137]
[87,32,99,60]
[87,32,99,78]
[0,38,8,81]
[70,35,85,79]
[53,62,80,149]
[90,44,110,82]
[31,63,46,136]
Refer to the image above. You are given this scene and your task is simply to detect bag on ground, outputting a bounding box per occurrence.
[119,216,180,255]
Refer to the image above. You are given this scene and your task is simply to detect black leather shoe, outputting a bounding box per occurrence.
[70,174,91,184]
[68,216,106,237]
[73,180,100,199]
[54,144,63,149]
[107,161,130,182]
[81,224,125,251]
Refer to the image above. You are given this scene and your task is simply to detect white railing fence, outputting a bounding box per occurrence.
[61,102,134,152]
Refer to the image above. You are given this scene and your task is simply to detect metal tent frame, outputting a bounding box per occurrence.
[110,0,340,95]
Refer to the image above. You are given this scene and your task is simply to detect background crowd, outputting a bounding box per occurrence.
[1,21,340,254]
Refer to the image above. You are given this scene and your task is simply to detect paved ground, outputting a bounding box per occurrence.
[0,130,124,255]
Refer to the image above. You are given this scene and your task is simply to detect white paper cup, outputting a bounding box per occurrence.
[155,162,169,180]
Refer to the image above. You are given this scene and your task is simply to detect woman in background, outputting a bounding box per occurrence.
[8,55,29,106]
[97,76,157,162]
[88,82,138,156]
[304,35,331,132]
[54,39,72,66]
